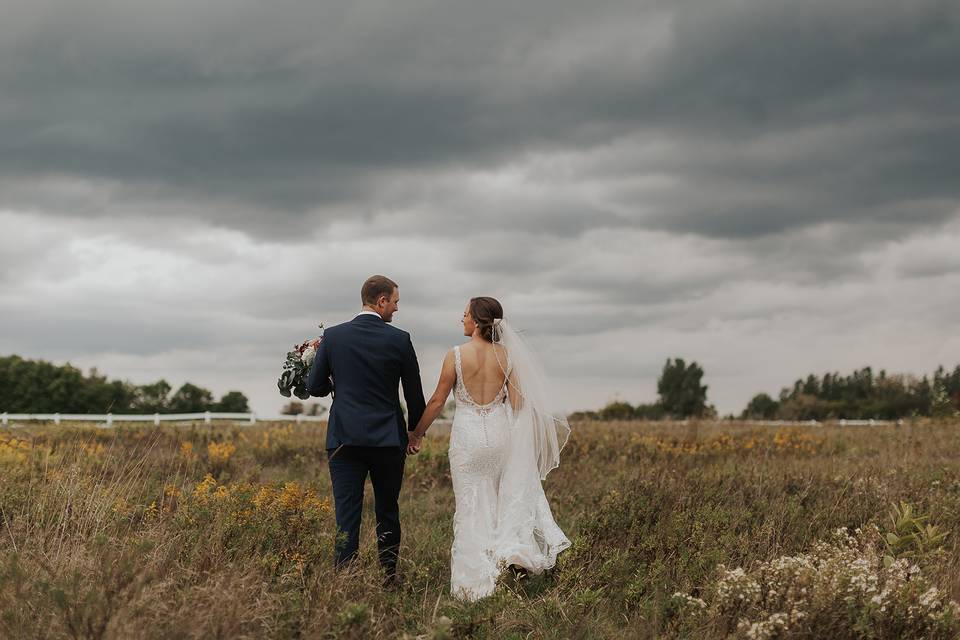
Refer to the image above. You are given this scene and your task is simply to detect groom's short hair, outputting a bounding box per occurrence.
[362,275,398,305]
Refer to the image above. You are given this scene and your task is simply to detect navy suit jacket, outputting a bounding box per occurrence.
[306,314,426,450]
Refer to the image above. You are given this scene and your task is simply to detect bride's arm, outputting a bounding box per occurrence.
[411,349,456,439]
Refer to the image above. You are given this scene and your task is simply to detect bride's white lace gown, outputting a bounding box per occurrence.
[447,345,570,601]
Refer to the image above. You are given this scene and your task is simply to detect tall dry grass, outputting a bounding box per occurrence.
[0,419,959,638]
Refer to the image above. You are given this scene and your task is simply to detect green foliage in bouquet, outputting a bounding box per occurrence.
[278,351,310,400]
[278,325,324,401]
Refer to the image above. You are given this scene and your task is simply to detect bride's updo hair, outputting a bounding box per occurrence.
[469,297,504,343]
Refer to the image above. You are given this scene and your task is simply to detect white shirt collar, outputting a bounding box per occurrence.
[356,311,382,319]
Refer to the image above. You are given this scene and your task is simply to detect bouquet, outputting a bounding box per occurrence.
[278,324,324,399]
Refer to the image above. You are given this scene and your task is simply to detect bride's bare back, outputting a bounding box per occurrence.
[456,341,509,405]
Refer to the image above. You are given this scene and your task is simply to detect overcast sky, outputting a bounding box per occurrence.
[2,0,959,416]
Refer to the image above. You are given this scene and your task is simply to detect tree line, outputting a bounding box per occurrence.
[576,359,960,421]
[742,365,960,420]
[0,355,250,414]
[6,352,958,421]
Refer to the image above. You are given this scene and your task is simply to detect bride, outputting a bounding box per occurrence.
[407,297,571,601]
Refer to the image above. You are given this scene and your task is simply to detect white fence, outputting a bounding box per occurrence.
[741,419,900,426]
[1,413,901,429]
[1,412,327,427]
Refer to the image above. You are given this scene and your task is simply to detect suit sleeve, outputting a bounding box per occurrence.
[401,334,427,431]
[305,338,334,397]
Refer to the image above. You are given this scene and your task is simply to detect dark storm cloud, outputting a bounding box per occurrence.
[0,0,637,216]
[1,0,958,243]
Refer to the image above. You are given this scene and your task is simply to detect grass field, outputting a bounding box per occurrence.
[1,419,959,639]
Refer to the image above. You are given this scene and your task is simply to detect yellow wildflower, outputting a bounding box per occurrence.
[252,485,276,511]
[82,441,105,457]
[112,496,131,516]
[193,473,218,502]
[0,436,31,464]
[207,440,236,464]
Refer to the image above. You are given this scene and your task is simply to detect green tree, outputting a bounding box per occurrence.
[168,383,214,413]
[282,401,304,415]
[306,403,327,417]
[0,356,136,413]
[741,393,779,419]
[599,401,635,421]
[0,355,255,415]
[633,403,665,420]
[132,380,172,413]
[775,365,943,419]
[931,382,956,418]
[214,391,250,413]
[657,358,709,418]
[778,393,832,420]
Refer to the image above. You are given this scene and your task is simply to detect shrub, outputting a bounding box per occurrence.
[674,526,960,639]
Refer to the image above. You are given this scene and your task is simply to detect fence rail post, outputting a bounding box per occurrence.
[1,413,6,426]
[249,412,256,425]
[204,411,211,425]
[54,413,61,425]
[154,412,160,426]
[107,413,113,428]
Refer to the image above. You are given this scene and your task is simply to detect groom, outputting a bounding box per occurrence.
[305,275,426,584]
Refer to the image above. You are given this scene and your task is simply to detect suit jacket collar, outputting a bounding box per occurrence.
[353,313,385,324]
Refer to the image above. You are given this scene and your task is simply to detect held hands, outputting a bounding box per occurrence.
[407,432,424,455]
